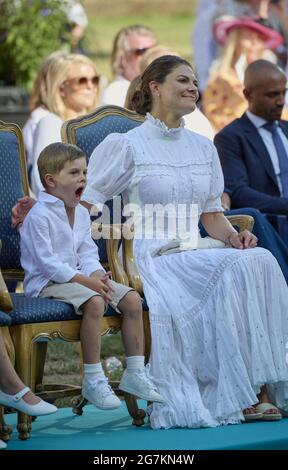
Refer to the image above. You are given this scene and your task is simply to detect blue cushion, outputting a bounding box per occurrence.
[9,294,120,325]
[75,115,142,160]
[0,130,24,270]
[0,310,12,326]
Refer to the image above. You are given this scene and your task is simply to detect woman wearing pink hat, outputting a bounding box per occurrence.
[202,14,285,131]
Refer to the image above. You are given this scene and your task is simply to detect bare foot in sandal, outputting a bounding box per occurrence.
[243,406,263,422]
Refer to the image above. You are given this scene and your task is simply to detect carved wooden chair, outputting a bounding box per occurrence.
[0,120,137,440]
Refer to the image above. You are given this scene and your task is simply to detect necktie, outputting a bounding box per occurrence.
[262,122,288,197]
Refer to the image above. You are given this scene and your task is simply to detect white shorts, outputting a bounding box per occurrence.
[40,280,133,315]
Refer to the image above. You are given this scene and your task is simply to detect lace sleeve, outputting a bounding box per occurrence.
[82,133,135,205]
[202,143,224,213]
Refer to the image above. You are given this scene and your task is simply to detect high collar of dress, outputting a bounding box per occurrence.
[145,113,184,138]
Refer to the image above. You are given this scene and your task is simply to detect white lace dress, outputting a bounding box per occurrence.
[83,114,288,429]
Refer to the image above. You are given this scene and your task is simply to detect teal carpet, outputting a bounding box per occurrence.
[4,401,288,450]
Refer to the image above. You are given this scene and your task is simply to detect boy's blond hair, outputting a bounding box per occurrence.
[38,142,86,188]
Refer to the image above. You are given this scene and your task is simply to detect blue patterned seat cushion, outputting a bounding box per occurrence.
[10,294,121,325]
[0,130,25,270]
[0,310,12,326]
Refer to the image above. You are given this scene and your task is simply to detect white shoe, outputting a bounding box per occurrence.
[82,378,121,410]
[119,369,164,403]
[0,439,7,449]
[0,387,57,416]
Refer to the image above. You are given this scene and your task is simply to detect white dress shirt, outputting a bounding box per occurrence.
[246,110,288,195]
[20,192,104,297]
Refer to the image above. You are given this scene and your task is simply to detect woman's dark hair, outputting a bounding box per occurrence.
[130,55,193,115]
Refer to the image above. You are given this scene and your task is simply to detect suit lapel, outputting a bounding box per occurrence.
[240,114,278,187]
[278,120,288,141]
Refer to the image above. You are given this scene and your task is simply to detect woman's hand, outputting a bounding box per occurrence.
[228,230,258,249]
[11,196,36,229]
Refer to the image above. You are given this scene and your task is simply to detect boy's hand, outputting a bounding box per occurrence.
[88,277,113,303]
[11,196,36,229]
[90,270,115,302]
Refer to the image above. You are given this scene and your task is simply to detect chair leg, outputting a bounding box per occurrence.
[0,406,13,442]
[34,342,48,386]
[17,413,32,440]
[10,327,38,440]
[72,396,87,415]
[123,392,146,426]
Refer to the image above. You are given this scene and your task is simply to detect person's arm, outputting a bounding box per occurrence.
[77,208,105,276]
[221,192,231,211]
[11,196,36,229]
[70,272,113,303]
[200,211,257,248]
[214,129,288,215]
[21,214,78,283]
[81,133,135,207]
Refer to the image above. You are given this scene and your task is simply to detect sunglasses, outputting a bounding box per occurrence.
[126,47,151,57]
[63,75,100,89]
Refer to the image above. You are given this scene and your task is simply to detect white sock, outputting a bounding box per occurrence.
[126,355,145,372]
[83,362,105,385]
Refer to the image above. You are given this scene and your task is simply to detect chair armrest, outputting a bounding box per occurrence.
[0,241,14,313]
[91,223,129,286]
[226,215,254,232]
[120,215,255,295]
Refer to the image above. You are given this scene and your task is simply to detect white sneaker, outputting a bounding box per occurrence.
[82,378,121,410]
[0,439,7,450]
[0,387,57,416]
[119,369,164,403]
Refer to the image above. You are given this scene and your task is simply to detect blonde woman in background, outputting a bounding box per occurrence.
[202,16,284,131]
[22,51,67,173]
[30,53,101,196]
[125,46,215,140]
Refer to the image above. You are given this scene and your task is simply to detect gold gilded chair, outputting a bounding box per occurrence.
[0,120,134,440]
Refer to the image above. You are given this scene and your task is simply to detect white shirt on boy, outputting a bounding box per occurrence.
[20,191,104,297]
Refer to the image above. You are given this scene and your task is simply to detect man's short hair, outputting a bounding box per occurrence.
[38,142,86,187]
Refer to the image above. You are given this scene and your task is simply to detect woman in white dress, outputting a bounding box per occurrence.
[82,55,288,429]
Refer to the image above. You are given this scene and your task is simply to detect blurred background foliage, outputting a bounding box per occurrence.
[0,0,197,89]
[0,0,71,88]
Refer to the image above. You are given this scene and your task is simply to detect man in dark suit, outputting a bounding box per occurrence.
[214,59,288,244]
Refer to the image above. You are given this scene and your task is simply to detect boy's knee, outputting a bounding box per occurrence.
[83,295,105,318]
[120,290,143,313]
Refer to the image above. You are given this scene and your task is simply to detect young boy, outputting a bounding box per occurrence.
[20,142,163,410]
